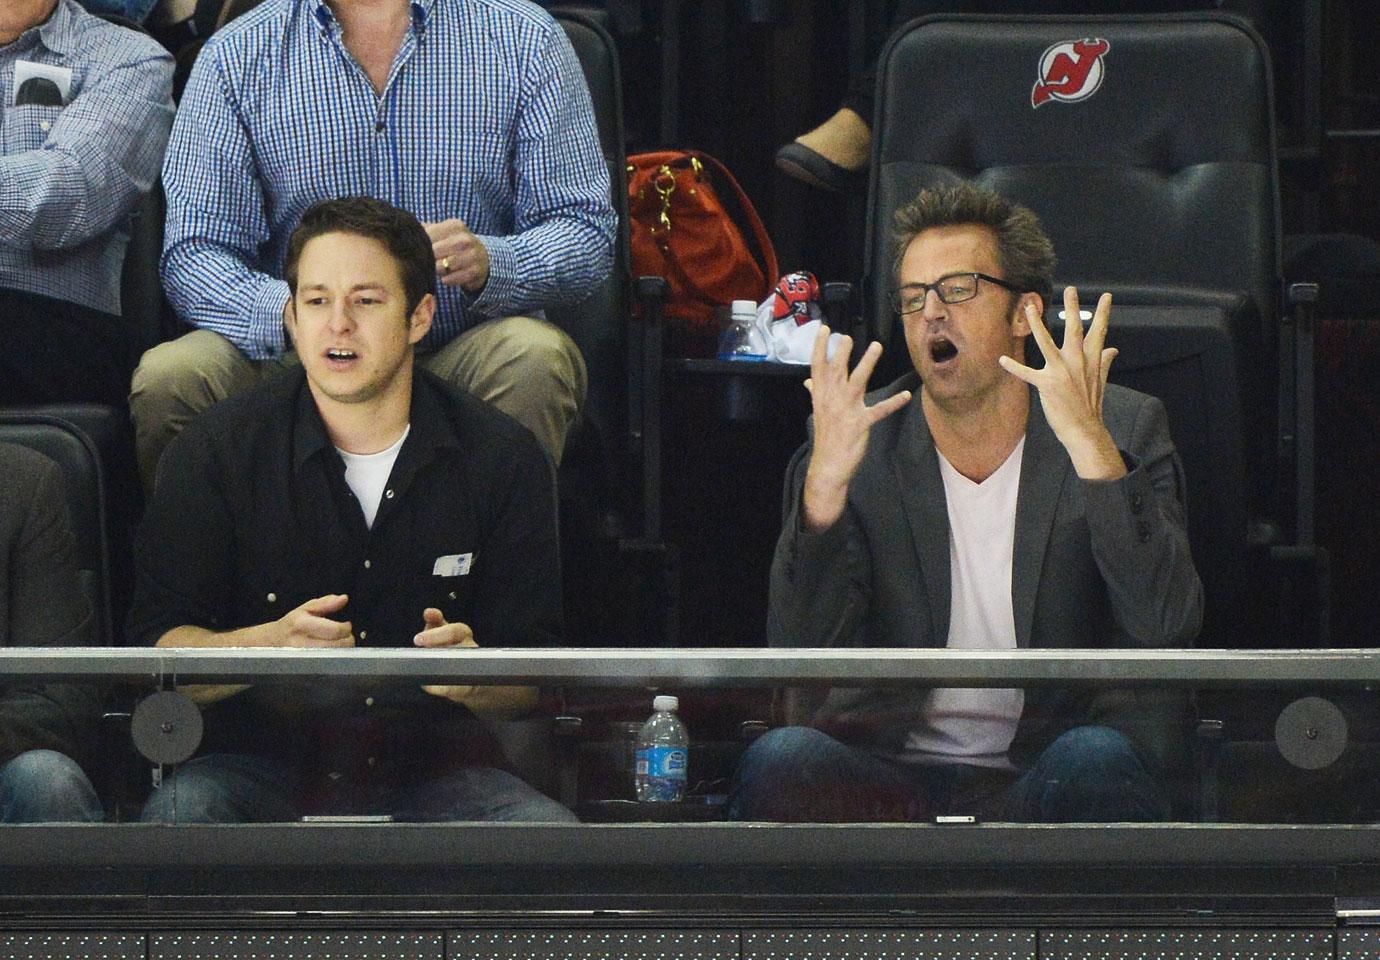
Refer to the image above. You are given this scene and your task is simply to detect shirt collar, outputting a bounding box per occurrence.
[291,370,335,475]
[306,0,433,36]
[22,0,74,57]
[290,366,460,476]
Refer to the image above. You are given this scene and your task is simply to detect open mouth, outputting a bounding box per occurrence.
[929,337,958,364]
[325,347,359,364]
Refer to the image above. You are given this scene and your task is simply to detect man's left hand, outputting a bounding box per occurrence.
[416,607,477,702]
[998,286,1127,480]
[425,219,491,293]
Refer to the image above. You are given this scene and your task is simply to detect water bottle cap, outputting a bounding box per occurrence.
[653,695,679,712]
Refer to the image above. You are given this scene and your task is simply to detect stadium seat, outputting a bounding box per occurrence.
[120,179,181,350]
[0,411,116,647]
[548,9,685,648]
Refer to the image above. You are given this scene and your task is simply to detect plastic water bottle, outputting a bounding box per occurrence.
[635,695,688,802]
[717,299,768,361]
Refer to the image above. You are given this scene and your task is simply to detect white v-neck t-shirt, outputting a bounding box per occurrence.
[336,425,410,530]
[904,435,1026,766]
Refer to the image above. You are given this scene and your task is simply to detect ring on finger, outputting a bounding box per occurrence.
[441,257,451,272]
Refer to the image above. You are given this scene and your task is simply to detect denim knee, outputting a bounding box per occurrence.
[396,767,578,823]
[0,749,102,823]
[139,755,297,823]
[139,767,233,823]
[728,726,866,821]
[736,726,843,784]
[1044,725,1140,771]
[1015,724,1168,822]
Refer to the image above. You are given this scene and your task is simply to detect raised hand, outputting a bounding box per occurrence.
[802,326,912,531]
[997,287,1127,480]
[424,219,491,293]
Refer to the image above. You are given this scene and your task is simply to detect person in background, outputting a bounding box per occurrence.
[0,0,174,407]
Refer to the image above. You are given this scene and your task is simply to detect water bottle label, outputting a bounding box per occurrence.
[635,745,687,802]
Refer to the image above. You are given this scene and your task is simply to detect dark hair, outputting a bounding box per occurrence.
[892,181,1056,310]
[285,196,436,316]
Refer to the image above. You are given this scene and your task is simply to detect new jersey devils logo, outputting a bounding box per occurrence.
[1031,38,1110,108]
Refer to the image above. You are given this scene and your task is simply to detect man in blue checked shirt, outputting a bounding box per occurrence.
[130,0,616,491]
[0,0,174,407]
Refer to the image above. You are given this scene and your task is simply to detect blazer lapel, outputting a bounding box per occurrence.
[1012,390,1070,648]
[892,397,951,644]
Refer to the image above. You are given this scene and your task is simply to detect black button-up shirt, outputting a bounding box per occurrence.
[128,368,560,778]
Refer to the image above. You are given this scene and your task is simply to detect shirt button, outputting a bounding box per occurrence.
[359,630,368,640]
[375,121,385,132]
[39,120,52,132]
[266,592,277,603]
[385,489,395,499]
[363,559,372,569]
[367,756,377,766]
[365,696,374,707]
[448,591,457,601]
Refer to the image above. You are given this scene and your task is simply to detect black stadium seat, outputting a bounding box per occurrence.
[0,410,116,647]
[550,9,683,648]
[548,9,634,507]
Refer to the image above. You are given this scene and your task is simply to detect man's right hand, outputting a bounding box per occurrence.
[270,594,355,648]
[152,594,352,706]
[801,327,911,533]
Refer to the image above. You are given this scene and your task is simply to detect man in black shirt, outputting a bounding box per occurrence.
[130,196,574,823]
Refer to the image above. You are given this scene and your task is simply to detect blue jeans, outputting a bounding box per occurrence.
[0,749,103,823]
[139,753,578,823]
[727,725,1169,823]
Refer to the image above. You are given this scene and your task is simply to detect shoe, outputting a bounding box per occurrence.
[775,141,863,194]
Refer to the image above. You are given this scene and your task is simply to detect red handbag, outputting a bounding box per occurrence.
[627,151,779,352]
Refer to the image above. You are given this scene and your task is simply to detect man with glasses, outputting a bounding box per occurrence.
[728,181,1203,823]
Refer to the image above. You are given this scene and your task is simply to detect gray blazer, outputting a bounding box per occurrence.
[769,374,1204,772]
[0,443,98,771]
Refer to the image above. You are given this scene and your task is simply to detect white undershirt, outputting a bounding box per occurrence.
[905,435,1026,766]
[336,425,410,529]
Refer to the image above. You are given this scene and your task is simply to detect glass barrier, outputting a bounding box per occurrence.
[2,647,1378,829]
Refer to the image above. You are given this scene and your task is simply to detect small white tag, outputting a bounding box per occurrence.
[432,553,473,577]
[14,61,73,105]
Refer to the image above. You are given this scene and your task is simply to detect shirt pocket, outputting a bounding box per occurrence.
[425,549,477,625]
[3,104,62,153]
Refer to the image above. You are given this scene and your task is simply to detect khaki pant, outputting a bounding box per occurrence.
[130,316,587,492]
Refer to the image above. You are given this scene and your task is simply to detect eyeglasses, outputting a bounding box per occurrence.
[891,272,1024,314]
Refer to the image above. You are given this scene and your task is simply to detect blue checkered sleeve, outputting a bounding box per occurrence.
[0,32,172,252]
[160,44,292,359]
[472,22,613,314]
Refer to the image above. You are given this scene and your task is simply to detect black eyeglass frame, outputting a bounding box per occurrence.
[891,272,1026,315]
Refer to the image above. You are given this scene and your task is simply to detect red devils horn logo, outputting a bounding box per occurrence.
[1031,38,1110,108]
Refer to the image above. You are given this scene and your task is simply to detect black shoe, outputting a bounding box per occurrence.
[775,141,864,193]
